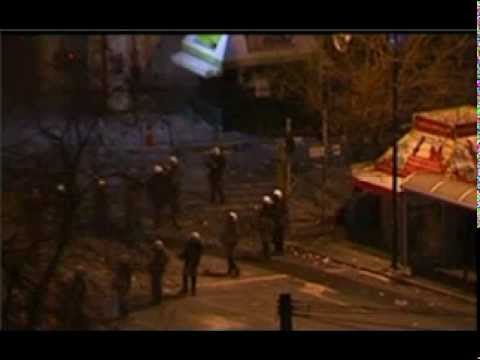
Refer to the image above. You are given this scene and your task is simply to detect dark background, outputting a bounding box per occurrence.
[0,0,478,358]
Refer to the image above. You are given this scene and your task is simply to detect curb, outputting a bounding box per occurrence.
[388,275,476,305]
[284,242,477,305]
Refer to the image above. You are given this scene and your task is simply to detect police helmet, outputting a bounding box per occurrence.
[154,240,165,250]
[169,156,179,165]
[263,195,273,205]
[228,211,238,222]
[190,232,201,241]
[154,164,164,174]
[273,189,283,199]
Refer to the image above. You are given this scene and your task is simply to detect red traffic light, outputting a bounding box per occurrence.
[66,51,77,61]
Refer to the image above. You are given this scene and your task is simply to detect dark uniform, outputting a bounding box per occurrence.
[257,202,275,260]
[146,169,168,229]
[220,213,240,277]
[180,233,204,296]
[124,174,144,245]
[206,150,226,204]
[52,184,68,225]
[23,187,46,245]
[93,179,110,238]
[60,269,88,329]
[165,161,181,229]
[112,257,132,318]
[272,194,288,255]
[149,242,170,304]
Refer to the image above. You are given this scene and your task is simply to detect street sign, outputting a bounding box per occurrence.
[309,145,325,159]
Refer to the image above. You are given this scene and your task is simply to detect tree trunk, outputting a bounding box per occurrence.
[27,204,75,329]
[2,267,19,329]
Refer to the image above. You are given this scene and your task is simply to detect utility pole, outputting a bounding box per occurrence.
[319,39,329,185]
[285,117,292,196]
[101,35,108,113]
[321,79,329,187]
[391,34,399,270]
[318,38,329,225]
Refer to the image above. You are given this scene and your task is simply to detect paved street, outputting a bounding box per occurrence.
[116,252,476,330]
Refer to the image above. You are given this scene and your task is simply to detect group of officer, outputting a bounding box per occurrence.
[111,231,205,319]
[255,188,288,259]
[144,145,228,233]
[60,230,206,327]
[146,155,182,230]
[34,143,289,327]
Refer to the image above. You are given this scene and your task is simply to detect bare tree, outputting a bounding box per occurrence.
[2,36,180,328]
[265,34,475,143]
[2,40,107,328]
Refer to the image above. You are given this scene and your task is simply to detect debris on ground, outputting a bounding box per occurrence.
[394,299,409,307]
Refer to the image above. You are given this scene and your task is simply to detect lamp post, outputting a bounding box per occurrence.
[390,33,400,270]
[332,33,401,269]
[318,34,352,176]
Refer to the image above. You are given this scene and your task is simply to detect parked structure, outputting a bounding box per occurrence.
[350,106,476,279]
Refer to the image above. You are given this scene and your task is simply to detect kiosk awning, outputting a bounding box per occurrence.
[401,172,475,211]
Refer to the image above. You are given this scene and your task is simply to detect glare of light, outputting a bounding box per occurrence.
[333,34,352,53]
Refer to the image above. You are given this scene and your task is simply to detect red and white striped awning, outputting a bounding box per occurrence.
[401,172,475,211]
[351,105,476,195]
[351,162,413,193]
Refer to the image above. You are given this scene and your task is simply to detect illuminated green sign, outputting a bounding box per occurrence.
[196,34,222,49]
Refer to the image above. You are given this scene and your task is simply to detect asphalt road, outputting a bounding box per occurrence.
[116,253,476,330]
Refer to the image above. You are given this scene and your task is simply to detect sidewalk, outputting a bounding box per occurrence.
[284,234,477,305]
[171,206,477,306]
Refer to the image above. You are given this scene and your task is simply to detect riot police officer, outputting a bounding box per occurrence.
[149,240,170,304]
[179,232,204,296]
[60,265,88,329]
[220,211,240,277]
[272,189,287,255]
[257,195,275,260]
[124,168,145,246]
[206,146,226,204]
[112,254,132,318]
[165,156,182,229]
[23,186,46,245]
[147,164,168,229]
[93,177,110,238]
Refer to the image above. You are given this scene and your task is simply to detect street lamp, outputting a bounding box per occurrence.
[390,33,400,270]
[331,33,401,270]
[319,34,353,184]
